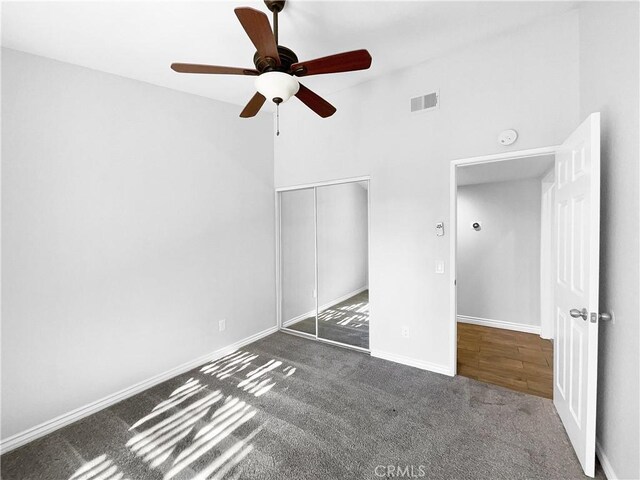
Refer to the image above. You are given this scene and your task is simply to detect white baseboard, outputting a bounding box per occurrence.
[283,309,315,327]
[596,440,619,480]
[371,350,454,377]
[283,286,368,327]
[457,315,541,335]
[0,325,278,454]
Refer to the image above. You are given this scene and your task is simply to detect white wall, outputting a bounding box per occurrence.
[274,10,580,370]
[578,3,640,478]
[280,182,368,322]
[1,49,276,439]
[457,179,541,329]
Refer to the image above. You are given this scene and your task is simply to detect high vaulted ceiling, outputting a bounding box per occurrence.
[2,1,576,108]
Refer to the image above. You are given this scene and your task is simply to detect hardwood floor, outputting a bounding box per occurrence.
[457,322,553,399]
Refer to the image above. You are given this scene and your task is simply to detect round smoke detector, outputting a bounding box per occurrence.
[498,129,518,146]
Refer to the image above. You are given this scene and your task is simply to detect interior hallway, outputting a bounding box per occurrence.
[457,323,553,398]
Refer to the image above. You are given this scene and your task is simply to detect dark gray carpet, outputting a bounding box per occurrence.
[1,332,604,480]
[286,290,369,349]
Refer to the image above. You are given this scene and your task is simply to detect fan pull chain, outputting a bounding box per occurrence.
[276,102,280,136]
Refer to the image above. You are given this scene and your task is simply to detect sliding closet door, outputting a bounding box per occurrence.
[280,188,317,336]
[316,181,369,349]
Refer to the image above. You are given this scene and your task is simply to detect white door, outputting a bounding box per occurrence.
[553,112,600,477]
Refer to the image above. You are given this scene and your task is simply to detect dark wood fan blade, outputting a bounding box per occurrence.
[234,7,280,66]
[240,92,267,118]
[291,49,372,77]
[295,84,336,118]
[171,63,259,75]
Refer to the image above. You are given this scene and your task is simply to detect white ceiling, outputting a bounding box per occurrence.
[457,154,555,186]
[1,1,576,109]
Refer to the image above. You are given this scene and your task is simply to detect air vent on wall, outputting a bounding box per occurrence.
[410,91,439,113]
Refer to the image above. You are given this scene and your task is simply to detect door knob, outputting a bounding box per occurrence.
[570,308,588,321]
[598,312,613,322]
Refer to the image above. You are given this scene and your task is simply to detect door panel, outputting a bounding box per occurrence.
[316,181,370,349]
[280,188,317,336]
[556,306,567,397]
[553,113,600,477]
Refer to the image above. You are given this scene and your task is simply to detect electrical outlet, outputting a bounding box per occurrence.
[218,319,226,332]
[401,327,409,338]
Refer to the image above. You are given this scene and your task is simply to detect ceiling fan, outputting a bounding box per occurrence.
[171,0,372,119]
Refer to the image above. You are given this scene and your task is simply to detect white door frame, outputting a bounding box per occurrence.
[540,169,556,339]
[448,146,558,374]
[275,175,372,353]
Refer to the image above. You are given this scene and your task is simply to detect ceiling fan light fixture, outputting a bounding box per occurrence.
[171,2,371,118]
[254,71,300,104]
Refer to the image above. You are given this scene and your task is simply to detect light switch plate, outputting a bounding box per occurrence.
[435,260,445,274]
[436,222,444,236]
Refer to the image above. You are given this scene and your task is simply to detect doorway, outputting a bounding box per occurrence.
[276,177,370,351]
[454,153,555,398]
[448,113,602,478]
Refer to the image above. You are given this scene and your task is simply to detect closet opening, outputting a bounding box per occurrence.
[276,177,370,352]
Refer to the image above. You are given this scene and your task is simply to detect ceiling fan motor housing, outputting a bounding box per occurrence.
[253,45,299,73]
